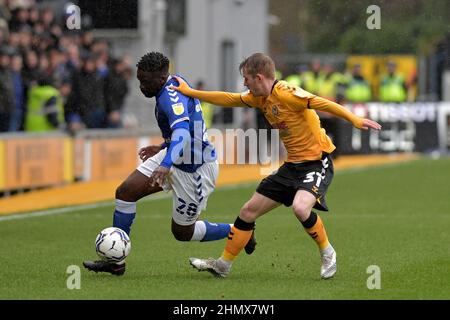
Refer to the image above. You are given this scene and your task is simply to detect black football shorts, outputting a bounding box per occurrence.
[256,153,334,211]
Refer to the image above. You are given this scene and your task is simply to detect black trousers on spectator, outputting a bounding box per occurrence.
[0,112,10,132]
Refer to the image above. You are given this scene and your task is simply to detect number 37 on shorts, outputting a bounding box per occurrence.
[302,157,331,195]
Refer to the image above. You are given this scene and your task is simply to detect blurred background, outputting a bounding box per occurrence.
[0,0,449,196]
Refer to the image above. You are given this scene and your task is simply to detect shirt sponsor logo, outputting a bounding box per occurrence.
[272,121,290,138]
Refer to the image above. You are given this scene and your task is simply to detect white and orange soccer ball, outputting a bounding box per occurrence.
[95,227,131,263]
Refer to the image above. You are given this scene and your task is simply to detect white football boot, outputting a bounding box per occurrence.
[189,257,231,278]
[320,245,337,279]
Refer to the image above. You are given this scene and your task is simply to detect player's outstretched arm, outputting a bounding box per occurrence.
[169,75,246,107]
[309,96,382,131]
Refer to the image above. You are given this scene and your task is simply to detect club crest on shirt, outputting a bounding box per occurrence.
[271,105,279,116]
[172,103,184,115]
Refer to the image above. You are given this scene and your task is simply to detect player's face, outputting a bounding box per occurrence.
[243,69,264,96]
[137,69,166,98]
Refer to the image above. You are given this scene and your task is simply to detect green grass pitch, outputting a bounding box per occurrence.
[0,157,449,299]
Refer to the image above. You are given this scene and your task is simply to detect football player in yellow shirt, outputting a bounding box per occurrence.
[170,53,381,279]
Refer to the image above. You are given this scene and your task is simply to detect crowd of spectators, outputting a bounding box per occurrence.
[283,59,416,104]
[0,0,132,134]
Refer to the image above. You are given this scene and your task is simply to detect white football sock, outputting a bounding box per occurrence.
[190,221,207,241]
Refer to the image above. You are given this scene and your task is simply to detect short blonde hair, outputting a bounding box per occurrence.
[239,53,275,79]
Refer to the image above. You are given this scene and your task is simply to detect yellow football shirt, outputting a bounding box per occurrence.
[176,79,364,163]
[240,81,335,162]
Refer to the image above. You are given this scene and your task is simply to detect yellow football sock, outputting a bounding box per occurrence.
[221,218,254,261]
[303,212,330,250]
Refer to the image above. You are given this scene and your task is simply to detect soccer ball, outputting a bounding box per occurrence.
[95,227,131,263]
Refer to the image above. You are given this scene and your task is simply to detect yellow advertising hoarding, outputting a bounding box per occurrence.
[3,137,70,190]
[89,138,139,181]
[0,141,4,189]
[0,133,195,191]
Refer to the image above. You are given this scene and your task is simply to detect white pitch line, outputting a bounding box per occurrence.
[0,193,168,222]
[0,160,416,222]
[0,182,258,222]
